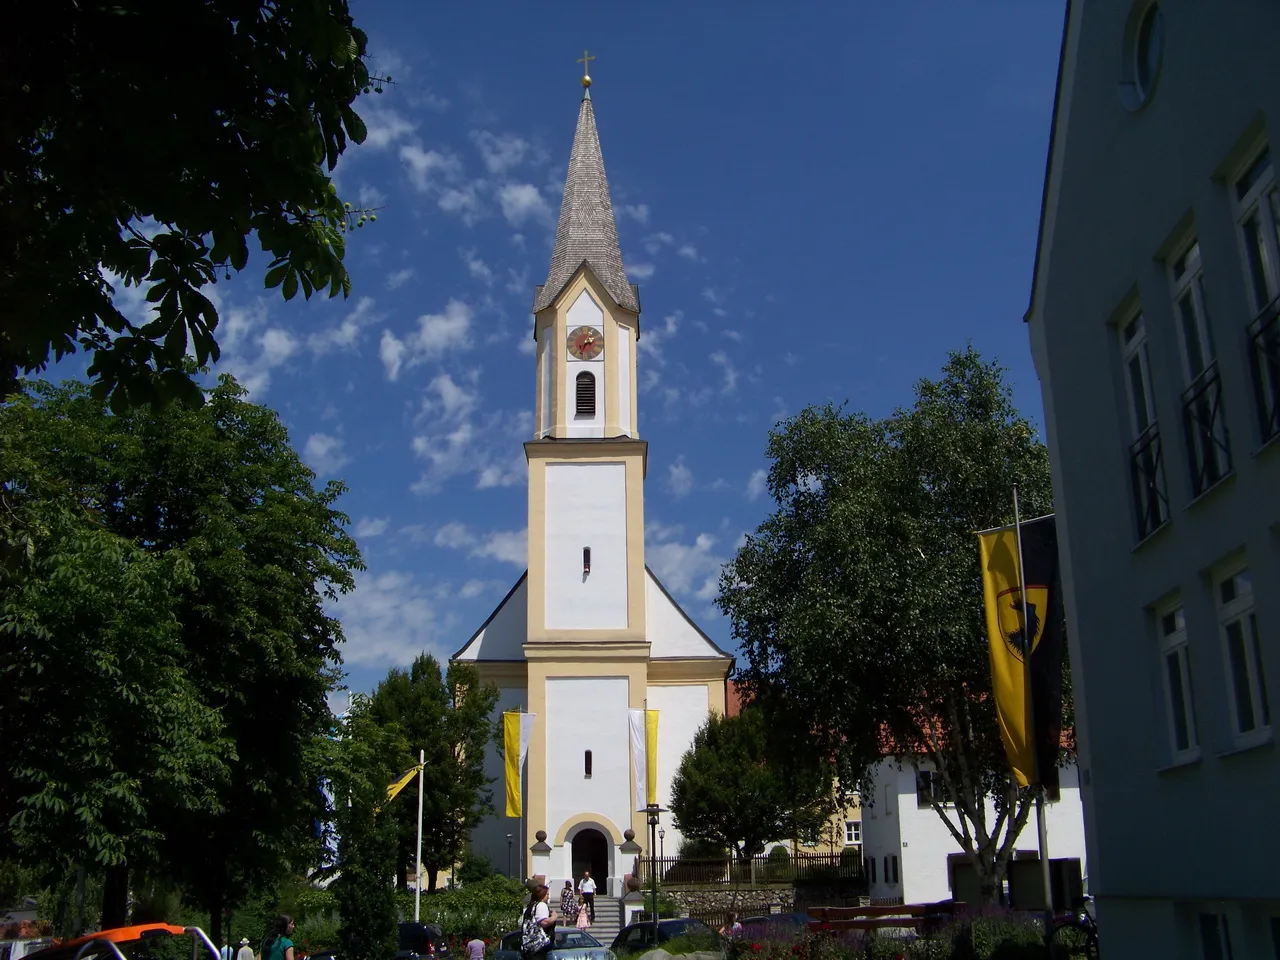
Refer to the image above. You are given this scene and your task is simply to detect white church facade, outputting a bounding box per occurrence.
[452,73,733,897]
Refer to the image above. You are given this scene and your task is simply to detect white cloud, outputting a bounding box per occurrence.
[626,262,656,281]
[745,469,767,502]
[304,432,351,476]
[677,244,700,261]
[710,351,739,393]
[208,291,301,399]
[358,183,387,207]
[330,567,446,667]
[386,268,415,290]
[647,530,726,602]
[620,204,650,224]
[379,329,407,381]
[359,105,417,149]
[409,370,529,494]
[308,296,379,354]
[438,181,484,222]
[379,299,475,381]
[399,145,462,192]
[462,249,495,286]
[433,523,527,567]
[423,371,480,421]
[703,286,729,317]
[498,183,552,226]
[470,131,530,174]
[637,311,680,363]
[667,457,694,498]
[643,232,674,256]
[355,516,390,538]
[458,579,494,600]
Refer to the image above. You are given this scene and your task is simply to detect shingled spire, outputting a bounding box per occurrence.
[533,89,639,314]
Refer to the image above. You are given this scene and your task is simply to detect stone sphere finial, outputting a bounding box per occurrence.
[535,829,548,842]
[623,828,635,841]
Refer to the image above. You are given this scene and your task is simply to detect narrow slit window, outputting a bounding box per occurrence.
[583,546,591,575]
[576,372,596,417]
[584,750,592,778]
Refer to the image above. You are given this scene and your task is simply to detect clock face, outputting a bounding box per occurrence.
[568,325,604,360]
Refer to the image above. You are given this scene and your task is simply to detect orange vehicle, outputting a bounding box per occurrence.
[24,924,219,960]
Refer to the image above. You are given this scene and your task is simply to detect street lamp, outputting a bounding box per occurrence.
[507,834,514,878]
[658,827,665,862]
[646,805,665,944]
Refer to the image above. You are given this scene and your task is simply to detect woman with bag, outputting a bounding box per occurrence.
[520,884,557,960]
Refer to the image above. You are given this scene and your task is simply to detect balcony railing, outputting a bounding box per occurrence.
[1130,422,1168,540]
[1248,299,1280,444]
[1181,362,1232,496]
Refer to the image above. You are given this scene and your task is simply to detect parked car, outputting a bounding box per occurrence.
[739,914,813,935]
[494,929,613,960]
[397,922,451,960]
[609,919,716,954]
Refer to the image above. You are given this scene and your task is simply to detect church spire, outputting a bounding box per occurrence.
[533,70,639,314]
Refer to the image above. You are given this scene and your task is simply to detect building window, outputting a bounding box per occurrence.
[575,372,596,418]
[1170,241,1231,493]
[1120,314,1168,538]
[890,855,899,885]
[1217,565,1270,745]
[583,750,592,778]
[1234,146,1280,444]
[1157,602,1199,760]
[868,856,876,884]
[1119,2,1164,110]
[1198,911,1234,960]
[915,770,950,809]
[844,820,862,845]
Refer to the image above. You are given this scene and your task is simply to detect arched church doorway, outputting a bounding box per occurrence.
[570,828,609,891]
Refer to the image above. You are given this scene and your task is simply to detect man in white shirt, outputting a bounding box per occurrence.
[576,871,597,923]
[236,938,254,960]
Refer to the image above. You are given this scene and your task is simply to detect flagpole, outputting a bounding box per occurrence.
[415,748,425,922]
[1013,485,1054,935]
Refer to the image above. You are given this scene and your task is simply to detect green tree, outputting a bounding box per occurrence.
[0,376,362,935]
[669,708,833,862]
[718,347,1067,901]
[368,656,499,892]
[330,702,399,960]
[0,0,387,410]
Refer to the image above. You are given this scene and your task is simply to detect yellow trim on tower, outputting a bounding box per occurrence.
[554,814,626,846]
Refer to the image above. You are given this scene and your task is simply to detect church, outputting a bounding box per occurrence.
[451,66,733,903]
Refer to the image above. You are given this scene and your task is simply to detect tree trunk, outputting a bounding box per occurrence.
[209,892,225,951]
[101,864,130,929]
[426,863,438,893]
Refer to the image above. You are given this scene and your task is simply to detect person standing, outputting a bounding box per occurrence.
[261,916,296,960]
[520,884,557,960]
[576,872,596,923]
[558,881,577,925]
[236,939,254,960]
[220,942,233,960]
[466,938,485,960]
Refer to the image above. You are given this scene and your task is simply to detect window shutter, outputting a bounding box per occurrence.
[576,372,596,417]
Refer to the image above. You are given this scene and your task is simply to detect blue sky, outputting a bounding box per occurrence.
[94,1,1067,695]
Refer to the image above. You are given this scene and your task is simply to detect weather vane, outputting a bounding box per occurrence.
[577,49,595,88]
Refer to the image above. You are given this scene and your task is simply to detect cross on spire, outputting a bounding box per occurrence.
[577,49,595,91]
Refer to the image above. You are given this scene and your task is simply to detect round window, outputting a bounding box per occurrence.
[1119,1,1164,110]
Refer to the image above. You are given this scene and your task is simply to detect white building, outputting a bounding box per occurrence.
[1025,1,1280,956]
[451,74,733,909]
[861,759,1087,908]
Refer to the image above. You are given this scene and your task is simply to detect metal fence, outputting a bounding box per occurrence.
[634,851,867,888]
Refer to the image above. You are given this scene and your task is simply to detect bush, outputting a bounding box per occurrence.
[662,931,724,955]
[456,854,496,886]
[413,875,526,944]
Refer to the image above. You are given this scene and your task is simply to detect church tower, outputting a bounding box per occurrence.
[452,68,731,918]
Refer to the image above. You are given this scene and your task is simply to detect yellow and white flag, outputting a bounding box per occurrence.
[380,762,423,812]
[628,709,659,811]
[503,711,536,817]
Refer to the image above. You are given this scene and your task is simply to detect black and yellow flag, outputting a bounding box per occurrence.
[978,514,1064,791]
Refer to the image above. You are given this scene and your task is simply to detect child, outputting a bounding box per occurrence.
[575,901,590,931]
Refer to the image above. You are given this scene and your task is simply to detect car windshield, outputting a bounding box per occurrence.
[553,932,599,949]
[659,921,703,939]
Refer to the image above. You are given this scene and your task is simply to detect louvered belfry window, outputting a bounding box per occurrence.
[576,372,596,417]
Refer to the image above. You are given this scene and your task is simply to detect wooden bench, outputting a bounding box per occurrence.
[807,902,966,936]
